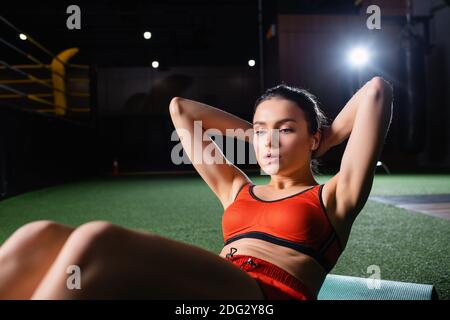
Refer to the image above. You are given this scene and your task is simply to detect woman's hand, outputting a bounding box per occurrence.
[312,125,333,159]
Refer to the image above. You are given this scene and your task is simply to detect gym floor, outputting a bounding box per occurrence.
[0,173,449,299]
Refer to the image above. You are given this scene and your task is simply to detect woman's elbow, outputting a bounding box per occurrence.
[169,97,183,117]
[363,77,393,128]
[367,77,393,102]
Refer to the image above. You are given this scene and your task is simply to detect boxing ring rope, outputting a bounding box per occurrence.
[0,15,68,67]
[0,15,91,117]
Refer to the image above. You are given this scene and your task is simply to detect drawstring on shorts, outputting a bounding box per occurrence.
[225,247,259,269]
[223,246,316,300]
[225,247,238,259]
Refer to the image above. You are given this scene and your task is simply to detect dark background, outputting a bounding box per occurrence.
[1,0,449,198]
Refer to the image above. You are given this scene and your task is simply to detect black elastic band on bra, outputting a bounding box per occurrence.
[249,184,317,203]
[318,184,343,251]
[319,231,336,255]
[224,231,333,273]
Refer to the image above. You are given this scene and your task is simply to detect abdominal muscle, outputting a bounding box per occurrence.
[219,238,327,296]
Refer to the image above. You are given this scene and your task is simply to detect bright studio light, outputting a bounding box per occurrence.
[143,31,152,39]
[152,60,159,68]
[248,59,256,67]
[348,46,370,67]
[19,33,27,40]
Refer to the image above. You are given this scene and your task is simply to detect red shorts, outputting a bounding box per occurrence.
[225,254,316,300]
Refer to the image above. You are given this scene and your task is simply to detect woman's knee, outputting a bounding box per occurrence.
[62,221,121,261]
[0,220,73,264]
[73,221,119,242]
[6,220,71,246]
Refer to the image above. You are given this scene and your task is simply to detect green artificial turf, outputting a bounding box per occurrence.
[0,173,449,299]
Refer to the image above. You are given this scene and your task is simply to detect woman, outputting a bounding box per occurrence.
[0,77,393,300]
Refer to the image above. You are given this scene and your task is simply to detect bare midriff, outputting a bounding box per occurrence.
[219,237,327,297]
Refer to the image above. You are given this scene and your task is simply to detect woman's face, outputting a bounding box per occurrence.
[252,98,319,175]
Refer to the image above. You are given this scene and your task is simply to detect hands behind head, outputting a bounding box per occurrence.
[312,125,332,159]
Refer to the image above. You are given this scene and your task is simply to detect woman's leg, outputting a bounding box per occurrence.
[31,221,265,300]
[0,221,74,299]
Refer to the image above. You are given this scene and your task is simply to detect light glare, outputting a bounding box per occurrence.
[348,47,370,67]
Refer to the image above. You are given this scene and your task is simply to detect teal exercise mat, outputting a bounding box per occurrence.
[318,274,438,300]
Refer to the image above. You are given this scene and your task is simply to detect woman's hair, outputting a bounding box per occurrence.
[253,84,330,175]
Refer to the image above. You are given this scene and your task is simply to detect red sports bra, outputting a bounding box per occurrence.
[222,182,343,273]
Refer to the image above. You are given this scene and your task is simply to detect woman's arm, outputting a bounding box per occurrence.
[169,97,252,210]
[170,97,254,144]
[315,80,375,158]
[324,77,393,223]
